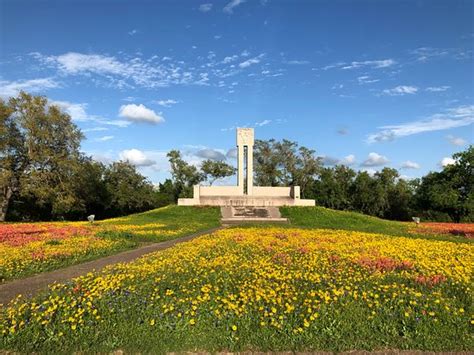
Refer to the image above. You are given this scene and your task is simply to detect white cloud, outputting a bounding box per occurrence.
[154,99,179,107]
[50,100,89,121]
[226,148,237,159]
[342,154,356,165]
[322,59,397,70]
[440,157,456,167]
[341,59,396,70]
[83,127,109,133]
[222,55,239,64]
[446,134,467,146]
[367,105,474,143]
[286,60,310,65]
[95,135,114,142]
[119,104,164,124]
[239,56,262,68]
[401,160,420,169]
[0,77,60,98]
[411,47,450,62]
[119,149,156,167]
[223,0,245,14]
[363,168,378,177]
[31,52,202,89]
[51,99,130,128]
[214,35,222,40]
[199,3,213,12]
[128,29,139,36]
[195,148,226,161]
[320,154,355,166]
[322,59,396,71]
[43,52,128,75]
[361,152,389,167]
[426,86,450,92]
[255,119,271,127]
[321,156,340,166]
[357,75,379,85]
[102,120,131,128]
[382,85,418,96]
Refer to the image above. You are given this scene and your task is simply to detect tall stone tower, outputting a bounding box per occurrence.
[236,128,254,196]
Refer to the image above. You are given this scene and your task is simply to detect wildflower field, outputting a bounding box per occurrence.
[2,227,472,352]
[0,223,134,282]
[0,206,220,282]
[415,222,474,239]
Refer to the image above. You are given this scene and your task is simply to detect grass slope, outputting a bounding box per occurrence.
[98,205,221,242]
[1,206,221,282]
[280,206,471,243]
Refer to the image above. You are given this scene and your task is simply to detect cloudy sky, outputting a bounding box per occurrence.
[1,0,473,183]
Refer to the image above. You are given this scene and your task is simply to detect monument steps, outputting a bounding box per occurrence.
[220,206,289,224]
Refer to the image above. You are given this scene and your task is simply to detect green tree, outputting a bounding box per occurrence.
[254,139,282,186]
[201,159,236,186]
[0,92,83,221]
[155,179,176,205]
[415,146,473,222]
[103,161,157,217]
[351,171,387,217]
[70,157,109,219]
[254,139,320,196]
[167,150,204,199]
[311,165,356,210]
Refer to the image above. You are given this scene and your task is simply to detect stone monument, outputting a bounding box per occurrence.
[178,128,315,208]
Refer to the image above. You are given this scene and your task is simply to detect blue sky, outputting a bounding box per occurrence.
[1,0,473,184]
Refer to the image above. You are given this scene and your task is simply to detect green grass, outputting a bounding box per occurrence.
[2,227,472,353]
[1,206,221,283]
[280,206,472,243]
[97,205,221,242]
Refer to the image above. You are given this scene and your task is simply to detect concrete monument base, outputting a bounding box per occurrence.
[178,127,316,208]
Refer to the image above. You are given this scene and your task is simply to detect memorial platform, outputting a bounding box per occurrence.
[178,128,315,208]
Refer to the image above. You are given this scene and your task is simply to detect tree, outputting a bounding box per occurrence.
[155,179,177,205]
[253,138,320,196]
[415,146,473,222]
[385,178,413,221]
[351,171,387,217]
[254,139,282,186]
[103,161,157,217]
[0,98,23,221]
[295,146,322,198]
[0,92,84,221]
[167,150,204,199]
[201,159,236,186]
[70,157,109,219]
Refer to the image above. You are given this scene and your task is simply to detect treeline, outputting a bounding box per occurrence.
[1,92,472,222]
[251,139,473,222]
[0,92,235,221]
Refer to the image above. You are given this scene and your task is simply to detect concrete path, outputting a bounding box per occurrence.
[0,226,224,305]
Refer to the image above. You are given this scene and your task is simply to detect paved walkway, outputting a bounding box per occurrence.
[0,226,224,305]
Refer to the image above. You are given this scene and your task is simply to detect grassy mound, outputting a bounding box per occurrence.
[280,206,471,243]
[97,205,221,242]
